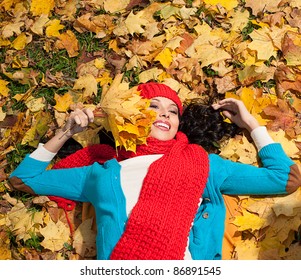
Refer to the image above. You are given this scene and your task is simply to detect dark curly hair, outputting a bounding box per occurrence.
[179,100,241,153]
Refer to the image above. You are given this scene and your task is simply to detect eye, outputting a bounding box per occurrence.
[169,110,178,115]
[149,104,159,109]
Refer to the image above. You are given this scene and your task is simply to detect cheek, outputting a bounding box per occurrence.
[172,119,180,131]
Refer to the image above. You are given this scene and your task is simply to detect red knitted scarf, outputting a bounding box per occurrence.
[51,132,209,259]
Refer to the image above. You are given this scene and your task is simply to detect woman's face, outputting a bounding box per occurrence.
[148,96,180,141]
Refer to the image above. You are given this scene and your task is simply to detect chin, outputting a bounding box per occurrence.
[149,132,176,141]
[149,126,177,141]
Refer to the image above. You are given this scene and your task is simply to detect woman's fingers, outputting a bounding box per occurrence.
[221,110,233,120]
[72,108,94,127]
[212,98,244,115]
[83,108,95,123]
[212,98,260,131]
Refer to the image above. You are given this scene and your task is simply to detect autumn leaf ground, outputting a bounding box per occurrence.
[1,0,301,260]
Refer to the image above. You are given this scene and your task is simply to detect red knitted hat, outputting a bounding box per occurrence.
[138,82,183,115]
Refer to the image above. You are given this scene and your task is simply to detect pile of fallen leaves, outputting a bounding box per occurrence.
[1,0,301,259]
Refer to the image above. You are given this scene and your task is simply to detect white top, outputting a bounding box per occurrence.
[29,126,274,259]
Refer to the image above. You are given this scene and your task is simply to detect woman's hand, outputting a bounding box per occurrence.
[212,98,259,132]
[43,108,95,154]
[62,108,95,137]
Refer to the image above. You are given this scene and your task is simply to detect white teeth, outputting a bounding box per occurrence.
[156,123,169,129]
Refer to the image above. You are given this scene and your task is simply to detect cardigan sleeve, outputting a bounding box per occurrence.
[210,143,301,195]
[8,154,90,202]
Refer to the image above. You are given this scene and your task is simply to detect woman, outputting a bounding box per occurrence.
[8,82,301,260]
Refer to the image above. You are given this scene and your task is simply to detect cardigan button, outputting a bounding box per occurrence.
[202,212,209,219]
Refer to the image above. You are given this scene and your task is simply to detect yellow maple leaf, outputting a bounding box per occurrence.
[165,36,184,50]
[99,74,156,152]
[281,242,301,259]
[225,91,240,100]
[228,9,250,32]
[138,67,164,83]
[45,19,65,38]
[271,214,301,242]
[30,14,50,35]
[257,235,285,259]
[272,188,301,216]
[55,0,77,20]
[251,94,277,125]
[30,0,55,16]
[72,126,102,148]
[233,209,266,231]
[0,0,18,11]
[0,37,11,47]
[154,48,174,68]
[0,231,11,260]
[195,44,232,67]
[248,27,278,60]
[22,111,52,147]
[25,96,45,112]
[0,79,10,97]
[125,11,149,35]
[40,219,70,252]
[54,92,74,112]
[5,201,40,242]
[219,134,257,164]
[203,0,239,11]
[234,239,260,260]
[94,57,106,69]
[160,4,180,20]
[246,197,276,223]
[54,110,67,128]
[73,74,98,99]
[2,21,23,38]
[251,94,277,113]
[55,30,79,57]
[245,0,283,15]
[269,129,300,158]
[243,51,262,67]
[100,75,139,119]
[72,218,96,258]
[237,65,268,85]
[103,0,130,13]
[108,39,121,54]
[97,71,113,87]
[240,87,255,112]
[11,33,27,50]
[0,107,6,122]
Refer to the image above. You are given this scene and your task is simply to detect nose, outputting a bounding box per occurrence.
[159,112,170,119]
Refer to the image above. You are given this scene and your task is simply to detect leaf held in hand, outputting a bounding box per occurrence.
[98,74,156,152]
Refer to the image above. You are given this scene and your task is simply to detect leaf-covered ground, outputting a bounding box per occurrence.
[1,0,301,260]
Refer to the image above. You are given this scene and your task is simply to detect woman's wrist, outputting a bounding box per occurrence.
[43,129,71,153]
[56,127,74,139]
[245,117,260,133]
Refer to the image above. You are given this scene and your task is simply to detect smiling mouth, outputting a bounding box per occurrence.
[153,121,170,130]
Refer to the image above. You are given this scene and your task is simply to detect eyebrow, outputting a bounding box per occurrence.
[151,98,178,108]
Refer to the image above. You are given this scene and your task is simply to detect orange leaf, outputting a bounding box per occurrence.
[263,99,299,138]
[55,30,79,58]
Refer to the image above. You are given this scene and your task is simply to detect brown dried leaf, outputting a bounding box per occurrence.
[263,99,299,138]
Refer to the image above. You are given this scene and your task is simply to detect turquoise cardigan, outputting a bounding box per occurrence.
[9,143,294,259]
